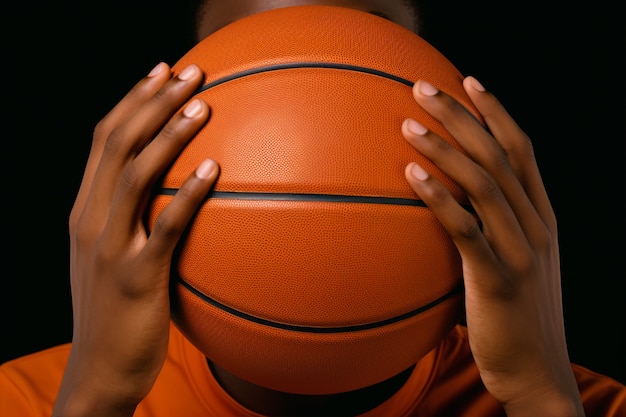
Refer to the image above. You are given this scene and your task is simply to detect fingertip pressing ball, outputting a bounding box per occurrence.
[147,5,482,395]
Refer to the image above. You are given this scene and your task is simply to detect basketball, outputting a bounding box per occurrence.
[147,5,482,395]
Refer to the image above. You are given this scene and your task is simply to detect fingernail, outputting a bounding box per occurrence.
[406,118,428,135]
[409,162,429,180]
[418,80,438,96]
[148,62,164,77]
[469,76,485,92]
[183,99,202,118]
[178,65,197,81]
[196,159,217,179]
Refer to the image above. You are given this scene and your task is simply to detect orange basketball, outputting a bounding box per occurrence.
[147,5,482,395]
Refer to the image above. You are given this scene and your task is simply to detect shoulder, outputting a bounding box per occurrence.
[0,344,71,417]
[1,343,71,380]
[571,363,626,417]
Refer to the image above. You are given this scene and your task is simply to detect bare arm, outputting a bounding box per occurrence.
[403,76,585,417]
[53,63,218,417]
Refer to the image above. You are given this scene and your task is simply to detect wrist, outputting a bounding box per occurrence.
[502,386,585,417]
[53,385,139,417]
[52,358,143,417]
[53,397,138,417]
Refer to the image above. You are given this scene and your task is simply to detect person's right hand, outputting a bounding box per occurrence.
[53,62,219,417]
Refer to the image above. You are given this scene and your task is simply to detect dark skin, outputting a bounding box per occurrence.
[53,1,586,416]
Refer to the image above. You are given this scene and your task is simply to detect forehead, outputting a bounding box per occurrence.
[196,0,416,40]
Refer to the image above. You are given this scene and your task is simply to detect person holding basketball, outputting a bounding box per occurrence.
[1,1,625,416]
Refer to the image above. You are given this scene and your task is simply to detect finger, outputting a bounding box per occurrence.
[404,160,501,278]
[412,80,550,246]
[402,122,530,272]
[110,64,204,160]
[463,76,556,232]
[108,98,211,233]
[81,64,204,228]
[144,159,219,262]
[70,63,172,229]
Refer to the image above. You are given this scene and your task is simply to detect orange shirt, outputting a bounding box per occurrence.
[1,324,625,417]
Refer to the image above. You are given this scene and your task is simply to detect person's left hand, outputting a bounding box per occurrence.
[402,76,585,416]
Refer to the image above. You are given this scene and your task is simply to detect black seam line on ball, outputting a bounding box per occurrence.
[195,62,414,94]
[177,278,463,334]
[158,189,476,212]
[160,189,427,207]
[192,62,485,128]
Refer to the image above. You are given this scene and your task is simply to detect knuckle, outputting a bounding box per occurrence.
[511,252,536,279]
[150,212,184,242]
[453,213,483,241]
[489,148,512,172]
[473,172,502,201]
[151,86,171,105]
[92,119,110,145]
[444,96,465,115]
[119,163,142,192]
[68,207,80,234]
[513,132,534,156]
[102,127,125,155]
[533,222,556,256]
[174,183,195,202]
[420,180,450,203]
[545,211,558,235]
[94,242,116,267]
[431,134,454,153]
[72,215,99,251]
[157,121,181,144]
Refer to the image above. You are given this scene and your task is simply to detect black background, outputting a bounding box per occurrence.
[6,1,625,386]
